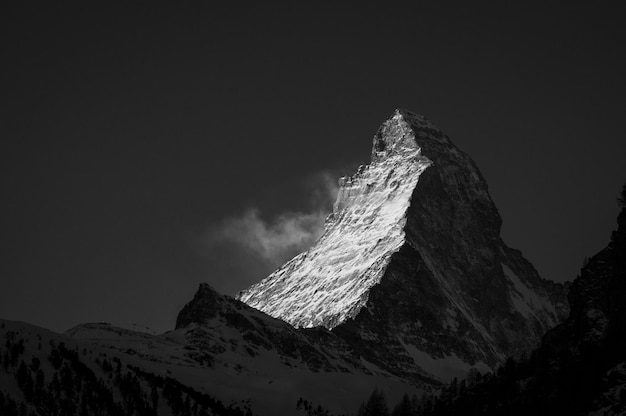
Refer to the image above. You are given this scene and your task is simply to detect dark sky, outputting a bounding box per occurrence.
[1,2,624,334]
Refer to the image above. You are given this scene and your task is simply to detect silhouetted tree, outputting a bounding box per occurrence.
[466,367,480,387]
[29,357,40,372]
[151,384,159,409]
[359,388,389,416]
[391,393,413,416]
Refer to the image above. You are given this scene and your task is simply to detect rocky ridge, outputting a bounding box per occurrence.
[238,109,568,381]
[411,187,626,416]
[176,283,370,375]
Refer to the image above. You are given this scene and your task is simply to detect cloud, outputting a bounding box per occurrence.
[207,170,341,267]
[211,208,327,264]
[308,170,343,213]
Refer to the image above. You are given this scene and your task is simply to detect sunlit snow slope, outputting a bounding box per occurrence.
[238,111,432,328]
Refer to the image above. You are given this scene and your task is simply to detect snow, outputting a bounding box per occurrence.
[239,112,432,329]
[401,341,490,383]
[502,263,557,325]
[1,318,427,416]
[236,109,565,388]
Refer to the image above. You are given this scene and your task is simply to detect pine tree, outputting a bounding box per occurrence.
[467,367,480,387]
[364,388,389,416]
[15,361,28,389]
[151,385,159,410]
[30,357,40,372]
[391,393,412,416]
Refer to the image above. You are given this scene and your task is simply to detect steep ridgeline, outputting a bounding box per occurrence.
[175,283,366,375]
[238,109,568,382]
[410,189,626,416]
[173,283,430,415]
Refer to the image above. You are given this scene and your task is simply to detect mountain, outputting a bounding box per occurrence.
[410,186,626,416]
[0,286,425,416]
[238,109,568,382]
[173,283,428,413]
[0,319,255,416]
[1,110,574,415]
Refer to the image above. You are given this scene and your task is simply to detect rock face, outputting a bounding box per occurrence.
[172,283,436,414]
[541,190,626,371]
[414,189,626,415]
[562,201,626,346]
[176,283,362,373]
[543,192,626,415]
[238,109,568,380]
[176,283,436,385]
[240,111,432,329]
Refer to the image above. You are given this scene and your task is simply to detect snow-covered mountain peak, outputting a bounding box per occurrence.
[370,109,447,163]
[238,111,440,329]
[237,109,567,380]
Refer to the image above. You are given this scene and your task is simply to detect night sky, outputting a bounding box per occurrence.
[1,2,624,334]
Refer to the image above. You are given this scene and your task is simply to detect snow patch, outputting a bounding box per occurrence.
[402,341,490,383]
[502,263,556,324]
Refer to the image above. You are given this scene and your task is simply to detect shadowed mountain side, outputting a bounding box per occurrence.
[176,282,440,385]
[405,186,626,416]
[239,110,568,381]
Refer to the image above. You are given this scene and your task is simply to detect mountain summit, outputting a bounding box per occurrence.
[238,109,568,379]
[239,110,433,329]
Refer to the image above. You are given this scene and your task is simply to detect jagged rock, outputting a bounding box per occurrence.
[176,283,223,329]
[545,192,626,352]
[417,188,626,415]
[175,283,385,376]
[238,109,568,381]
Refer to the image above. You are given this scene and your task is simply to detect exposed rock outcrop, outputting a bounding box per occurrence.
[238,110,568,380]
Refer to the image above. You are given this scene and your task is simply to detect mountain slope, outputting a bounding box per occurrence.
[1,313,425,416]
[0,109,576,415]
[238,109,568,381]
[0,319,252,416]
[412,186,626,416]
[172,283,430,414]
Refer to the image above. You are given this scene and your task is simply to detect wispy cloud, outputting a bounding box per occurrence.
[211,208,327,264]
[207,170,340,266]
